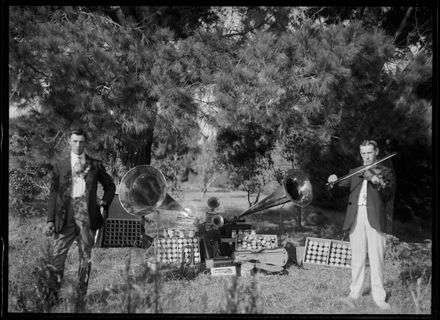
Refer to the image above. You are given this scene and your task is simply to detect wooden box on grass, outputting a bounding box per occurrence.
[303,237,351,268]
[153,237,202,266]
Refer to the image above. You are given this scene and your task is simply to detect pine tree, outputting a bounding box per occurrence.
[9,6,214,173]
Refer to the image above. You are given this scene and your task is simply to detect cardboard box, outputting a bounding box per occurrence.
[210,266,237,276]
[206,257,234,268]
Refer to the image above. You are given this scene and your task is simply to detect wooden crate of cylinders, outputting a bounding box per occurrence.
[235,233,278,251]
[303,237,352,268]
[154,237,201,265]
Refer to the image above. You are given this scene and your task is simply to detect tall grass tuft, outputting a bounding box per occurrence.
[121,249,164,313]
[72,279,88,313]
[386,236,432,285]
[15,238,60,312]
[223,275,240,313]
[152,264,163,313]
[410,276,431,314]
[123,248,138,313]
[244,273,260,314]
[221,273,261,313]
[385,235,432,313]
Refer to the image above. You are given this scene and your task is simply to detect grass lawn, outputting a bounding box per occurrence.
[8,187,432,314]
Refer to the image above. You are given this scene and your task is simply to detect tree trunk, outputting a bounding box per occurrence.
[279,210,285,235]
[296,206,303,230]
[135,126,154,166]
[386,171,396,235]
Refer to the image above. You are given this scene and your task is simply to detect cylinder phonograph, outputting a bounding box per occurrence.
[199,169,313,271]
[205,169,312,228]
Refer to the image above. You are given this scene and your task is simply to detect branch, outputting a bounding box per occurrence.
[223,13,272,38]
[413,11,431,46]
[39,131,62,143]
[80,10,122,29]
[35,182,50,195]
[308,7,326,21]
[24,61,51,79]
[162,89,219,127]
[54,133,66,148]
[358,7,366,20]
[191,96,217,106]
[393,7,414,44]
[383,45,428,91]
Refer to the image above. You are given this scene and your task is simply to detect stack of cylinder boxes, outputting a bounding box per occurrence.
[154,229,201,265]
[235,229,278,251]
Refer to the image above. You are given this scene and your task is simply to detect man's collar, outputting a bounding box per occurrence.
[71,152,85,160]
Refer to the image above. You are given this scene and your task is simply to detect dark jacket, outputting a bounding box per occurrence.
[337,164,394,233]
[47,154,116,232]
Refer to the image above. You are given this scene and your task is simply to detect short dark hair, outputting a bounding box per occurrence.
[360,139,378,149]
[70,128,87,139]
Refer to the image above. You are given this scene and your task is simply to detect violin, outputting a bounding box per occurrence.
[362,164,390,190]
[326,152,397,189]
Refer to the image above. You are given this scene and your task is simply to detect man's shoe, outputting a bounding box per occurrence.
[376,301,391,310]
[339,296,356,309]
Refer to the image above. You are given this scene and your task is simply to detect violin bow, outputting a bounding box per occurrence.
[326,152,398,187]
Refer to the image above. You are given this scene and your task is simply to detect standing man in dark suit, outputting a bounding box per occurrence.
[327,140,395,310]
[45,128,116,303]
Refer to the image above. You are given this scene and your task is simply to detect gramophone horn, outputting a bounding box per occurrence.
[282,170,313,207]
[118,165,186,217]
[211,214,224,228]
[238,169,313,218]
[207,197,220,210]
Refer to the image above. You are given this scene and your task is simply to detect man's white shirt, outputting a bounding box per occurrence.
[358,178,368,206]
[71,152,86,198]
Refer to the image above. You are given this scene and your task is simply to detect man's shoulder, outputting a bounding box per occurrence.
[85,154,102,163]
[377,164,393,175]
[349,165,364,173]
[85,154,107,170]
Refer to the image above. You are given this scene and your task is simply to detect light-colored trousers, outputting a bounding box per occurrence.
[53,198,96,278]
[349,205,387,303]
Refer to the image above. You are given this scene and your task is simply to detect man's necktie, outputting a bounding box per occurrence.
[73,158,82,176]
[72,157,86,198]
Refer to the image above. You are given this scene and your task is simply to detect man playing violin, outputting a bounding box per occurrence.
[327,140,395,310]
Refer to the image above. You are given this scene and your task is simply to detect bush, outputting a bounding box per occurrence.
[9,201,47,219]
[151,158,184,200]
[9,166,41,202]
[13,239,60,312]
[9,162,51,218]
[221,275,260,313]
[385,236,432,286]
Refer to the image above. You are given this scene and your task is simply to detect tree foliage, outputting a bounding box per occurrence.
[304,7,433,51]
[194,140,221,197]
[9,6,211,172]
[216,121,275,206]
[9,6,432,225]
[207,10,431,223]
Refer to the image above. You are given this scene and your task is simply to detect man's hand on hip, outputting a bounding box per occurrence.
[100,200,109,220]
